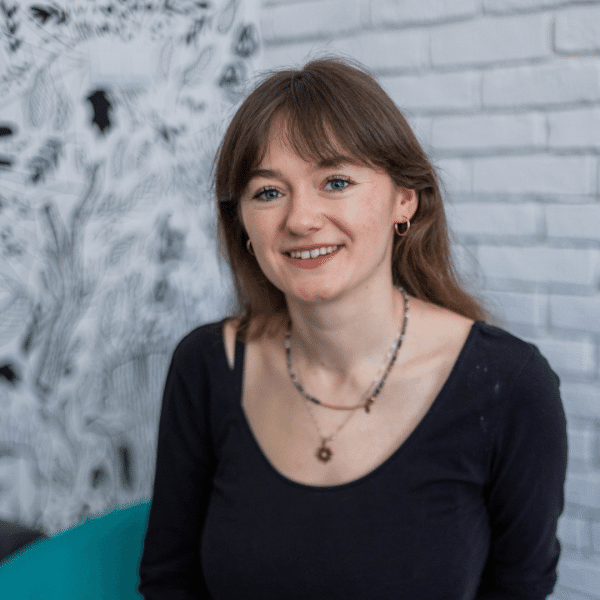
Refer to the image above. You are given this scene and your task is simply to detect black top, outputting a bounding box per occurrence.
[139,320,567,600]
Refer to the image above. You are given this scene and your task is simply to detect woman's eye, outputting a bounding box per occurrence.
[324,177,351,191]
[253,187,281,201]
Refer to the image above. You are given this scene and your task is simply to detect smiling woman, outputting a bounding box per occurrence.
[238,132,414,305]
[139,58,567,600]
[215,58,487,339]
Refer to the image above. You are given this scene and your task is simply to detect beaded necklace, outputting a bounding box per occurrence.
[285,287,409,462]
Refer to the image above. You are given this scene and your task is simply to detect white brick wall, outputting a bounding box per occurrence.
[477,246,599,286]
[561,383,600,420]
[259,1,600,596]
[534,337,596,376]
[472,155,597,195]
[546,204,600,241]
[549,108,600,149]
[484,0,588,13]
[482,60,600,108]
[370,0,479,26]
[558,558,600,597]
[593,523,600,552]
[448,202,541,236]
[335,29,429,71]
[484,290,548,326]
[558,515,589,549]
[436,158,473,193]
[261,0,362,43]
[566,473,600,510]
[551,295,600,334]
[380,71,481,111]
[555,6,600,54]
[431,14,551,67]
[432,113,547,150]
[567,426,595,463]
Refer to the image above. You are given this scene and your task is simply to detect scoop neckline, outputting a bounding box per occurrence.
[226,320,483,492]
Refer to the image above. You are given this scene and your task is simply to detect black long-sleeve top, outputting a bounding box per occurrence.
[139,320,568,599]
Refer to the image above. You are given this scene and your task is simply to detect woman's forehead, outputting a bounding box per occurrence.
[259,117,365,169]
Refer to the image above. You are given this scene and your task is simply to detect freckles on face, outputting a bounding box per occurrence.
[238,133,413,303]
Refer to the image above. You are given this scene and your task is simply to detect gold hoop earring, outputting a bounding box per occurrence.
[246,239,255,255]
[394,220,410,237]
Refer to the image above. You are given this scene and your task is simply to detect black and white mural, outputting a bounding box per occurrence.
[0,0,260,533]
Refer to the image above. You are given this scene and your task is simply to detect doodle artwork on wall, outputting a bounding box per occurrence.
[0,0,260,533]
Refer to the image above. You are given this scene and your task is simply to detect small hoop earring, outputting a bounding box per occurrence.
[246,239,255,255]
[394,220,410,237]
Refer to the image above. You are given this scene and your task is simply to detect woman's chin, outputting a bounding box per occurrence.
[284,282,344,306]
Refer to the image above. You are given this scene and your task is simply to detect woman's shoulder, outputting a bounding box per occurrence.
[468,320,541,365]
[407,297,553,388]
[223,314,289,369]
[169,319,231,369]
[454,319,560,406]
[411,296,536,356]
[406,297,475,363]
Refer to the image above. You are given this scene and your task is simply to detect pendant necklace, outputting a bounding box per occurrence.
[285,287,409,463]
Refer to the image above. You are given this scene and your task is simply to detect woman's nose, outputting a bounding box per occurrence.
[283,187,323,236]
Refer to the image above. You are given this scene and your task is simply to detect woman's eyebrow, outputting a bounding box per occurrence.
[247,157,362,181]
[248,168,283,180]
[318,155,363,169]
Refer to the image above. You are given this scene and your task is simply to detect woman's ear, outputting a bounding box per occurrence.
[394,188,418,223]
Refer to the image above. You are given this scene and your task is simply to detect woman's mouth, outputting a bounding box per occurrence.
[286,245,340,260]
[282,245,343,269]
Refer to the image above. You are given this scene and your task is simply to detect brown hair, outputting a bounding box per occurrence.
[215,57,489,339]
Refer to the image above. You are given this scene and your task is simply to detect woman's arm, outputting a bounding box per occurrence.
[139,329,217,599]
[476,347,568,600]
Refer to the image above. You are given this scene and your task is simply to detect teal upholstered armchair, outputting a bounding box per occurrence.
[0,501,149,599]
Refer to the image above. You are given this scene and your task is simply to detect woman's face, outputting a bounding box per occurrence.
[239,128,417,306]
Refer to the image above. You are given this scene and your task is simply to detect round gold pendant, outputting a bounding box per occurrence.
[316,444,332,463]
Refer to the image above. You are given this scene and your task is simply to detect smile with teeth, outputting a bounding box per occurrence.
[288,245,340,260]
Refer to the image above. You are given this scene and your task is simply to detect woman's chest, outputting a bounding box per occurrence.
[240,339,463,487]
[201,403,492,600]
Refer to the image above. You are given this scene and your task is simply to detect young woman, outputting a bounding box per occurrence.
[139,58,567,600]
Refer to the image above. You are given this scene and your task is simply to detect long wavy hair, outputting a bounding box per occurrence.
[215,57,489,339]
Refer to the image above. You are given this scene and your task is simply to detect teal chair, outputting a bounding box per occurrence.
[0,501,150,599]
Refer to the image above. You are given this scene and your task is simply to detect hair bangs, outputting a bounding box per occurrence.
[275,77,383,171]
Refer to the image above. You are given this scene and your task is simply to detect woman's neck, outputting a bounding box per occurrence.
[285,282,407,381]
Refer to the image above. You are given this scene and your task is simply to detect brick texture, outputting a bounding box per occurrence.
[551,295,600,334]
[558,515,590,549]
[555,6,600,54]
[260,1,600,596]
[565,472,600,510]
[534,337,596,376]
[561,383,600,420]
[431,14,551,67]
[447,202,540,237]
[484,290,547,326]
[567,426,595,463]
[261,0,362,42]
[546,204,600,241]
[370,0,478,27]
[483,61,600,108]
[478,246,599,286]
[432,113,546,151]
[380,71,481,112]
[436,159,472,193]
[549,108,600,148]
[472,155,597,195]
[334,29,428,71]
[484,0,584,13]
[593,523,600,552]
[558,556,600,596]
